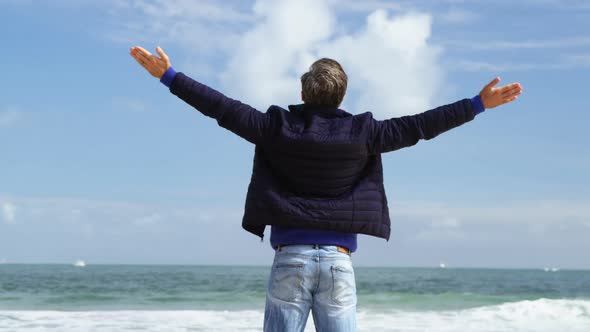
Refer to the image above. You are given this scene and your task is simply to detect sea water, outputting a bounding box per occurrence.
[1,264,589,331]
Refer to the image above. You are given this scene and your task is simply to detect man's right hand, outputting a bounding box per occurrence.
[479,77,523,109]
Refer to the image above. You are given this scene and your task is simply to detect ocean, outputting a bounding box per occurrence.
[1,264,589,331]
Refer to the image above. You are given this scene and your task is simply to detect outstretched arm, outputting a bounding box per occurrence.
[370,77,522,154]
[129,46,274,144]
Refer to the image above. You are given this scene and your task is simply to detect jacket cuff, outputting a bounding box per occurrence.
[160,67,177,88]
[471,95,485,116]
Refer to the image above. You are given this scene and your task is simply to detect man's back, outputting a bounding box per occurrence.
[261,104,370,198]
[236,102,392,241]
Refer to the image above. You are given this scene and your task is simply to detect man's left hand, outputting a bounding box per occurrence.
[130,46,171,79]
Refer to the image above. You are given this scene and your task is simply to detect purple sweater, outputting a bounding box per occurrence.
[160,67,485,253]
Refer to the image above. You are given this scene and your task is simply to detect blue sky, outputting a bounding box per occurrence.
[0,0,589,268]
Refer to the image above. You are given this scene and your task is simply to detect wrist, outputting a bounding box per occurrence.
[160,66,177,88]
[471,95,485,116]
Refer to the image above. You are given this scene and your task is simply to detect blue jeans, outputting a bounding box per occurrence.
[264,244,357,332]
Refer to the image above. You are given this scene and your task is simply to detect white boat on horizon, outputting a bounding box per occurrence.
[73,260,86,267]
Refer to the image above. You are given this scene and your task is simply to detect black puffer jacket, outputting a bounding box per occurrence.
[169,72,476,241]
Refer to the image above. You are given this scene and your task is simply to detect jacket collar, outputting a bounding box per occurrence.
[288,103,351,118]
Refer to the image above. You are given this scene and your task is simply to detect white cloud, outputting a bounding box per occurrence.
[129,0,251,23]
[563,54,590,67]
[105,0,446,116]
[222,0,444,118]
[438,8,478,24]
[449,60,506,72]
[1,202,16,224]
[318,10,443,117]
[111,97,149,113]
[334,0,403,12]
[106,0,250,51]
[1,195,243,227]
[392,199,590,226]
[3,194,589,266]
[516,0,590,10]
[11,195,585,230]
[220,0,336,111]
[434,217,461,228]
[449,53,590,72]
[444,37,590,51]
[0,0,33,5]
[414,227,465,242]
[0,108,21,127]
[134,213,162,226]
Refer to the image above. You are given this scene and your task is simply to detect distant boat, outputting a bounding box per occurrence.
[544,267,550,272]
[73,260,86,267]
[551,267,559,272]
[439,262,446,269]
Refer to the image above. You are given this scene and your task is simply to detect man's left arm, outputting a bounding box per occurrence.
[369,77,522,154]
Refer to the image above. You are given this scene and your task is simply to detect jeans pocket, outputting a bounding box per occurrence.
[270,261,305,302]
[331,264,356,306]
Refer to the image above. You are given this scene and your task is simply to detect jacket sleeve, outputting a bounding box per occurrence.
[369,98,476,154]
[169,72,275,144]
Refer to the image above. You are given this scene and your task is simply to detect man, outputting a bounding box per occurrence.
[130,45,522,332]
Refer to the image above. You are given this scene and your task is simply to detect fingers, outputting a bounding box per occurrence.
[130,53,149,70]
[156,46,169,61]
[504,95,518,104]
[130,46,157,75]
[130,46,153,60]
[130,46,144,60]
[136,49,153,63]
[485,77,501,90]
[500,83,522,98]
[130,49,146,66]
[135,46,153,57]
[130,46,159,71]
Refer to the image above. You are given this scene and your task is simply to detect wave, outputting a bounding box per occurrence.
[5,290,585,312]
[359,298,590,332]
[0,298,589,331]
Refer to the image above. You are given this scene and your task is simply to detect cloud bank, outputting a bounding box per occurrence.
[109,0,445,118]
[1,195,589,267]
[221,0,443,118]
[1,202,16,224]
[0,108,21,127]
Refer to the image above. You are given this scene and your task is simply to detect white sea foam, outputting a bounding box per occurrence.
[358,298,590,332]
[0,298,589,331]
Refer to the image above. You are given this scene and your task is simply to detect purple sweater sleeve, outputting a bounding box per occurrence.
[471,94,485,115]
[160,67,177,87]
